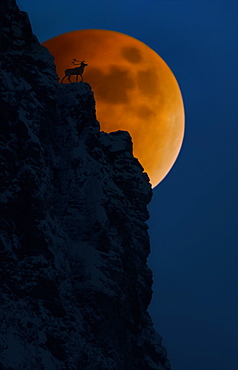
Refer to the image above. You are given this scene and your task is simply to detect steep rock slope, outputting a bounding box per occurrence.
[0,1,170,369]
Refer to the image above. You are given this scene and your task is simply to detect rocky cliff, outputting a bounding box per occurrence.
[0,1,170,369]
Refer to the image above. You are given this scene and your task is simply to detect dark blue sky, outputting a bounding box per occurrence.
[18,1,238,369]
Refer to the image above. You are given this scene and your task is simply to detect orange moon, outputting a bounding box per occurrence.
[42,29,184,187]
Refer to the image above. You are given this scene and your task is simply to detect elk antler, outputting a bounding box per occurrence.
[72,58,83,65]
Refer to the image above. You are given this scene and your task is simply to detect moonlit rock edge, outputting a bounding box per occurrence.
[0,1,171,369]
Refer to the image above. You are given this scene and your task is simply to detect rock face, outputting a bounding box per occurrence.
[0,1,170,369]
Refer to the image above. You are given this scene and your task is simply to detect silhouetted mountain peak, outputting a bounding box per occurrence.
[0,1,170,369]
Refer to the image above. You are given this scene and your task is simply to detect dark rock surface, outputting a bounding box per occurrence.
[0,1,170,369]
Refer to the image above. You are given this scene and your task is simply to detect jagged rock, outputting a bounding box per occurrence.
[0,1,170,369]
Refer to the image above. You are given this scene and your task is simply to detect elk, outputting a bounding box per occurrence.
[61,59,88,83]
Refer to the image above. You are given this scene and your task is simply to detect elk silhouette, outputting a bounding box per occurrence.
[61,59,88,83]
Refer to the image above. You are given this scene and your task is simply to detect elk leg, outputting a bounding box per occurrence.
[61,75,66,83]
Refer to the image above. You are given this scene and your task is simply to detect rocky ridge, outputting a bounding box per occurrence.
[0,1,170,369]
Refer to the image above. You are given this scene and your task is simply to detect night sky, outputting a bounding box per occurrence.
[17,1,238,369]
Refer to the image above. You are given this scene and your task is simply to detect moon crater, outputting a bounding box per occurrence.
[88,65,135,104]
[121,47,142,63]
[137,68,159,96]
[137,105,154,119]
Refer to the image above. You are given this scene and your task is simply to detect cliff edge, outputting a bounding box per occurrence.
[0,1,170,369]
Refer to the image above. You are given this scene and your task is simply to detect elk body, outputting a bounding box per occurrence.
[61,59,88,83]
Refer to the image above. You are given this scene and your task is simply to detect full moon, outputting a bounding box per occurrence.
[42,30,184,187]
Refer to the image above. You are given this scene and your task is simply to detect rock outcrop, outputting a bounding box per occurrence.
[0,1,170,369]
